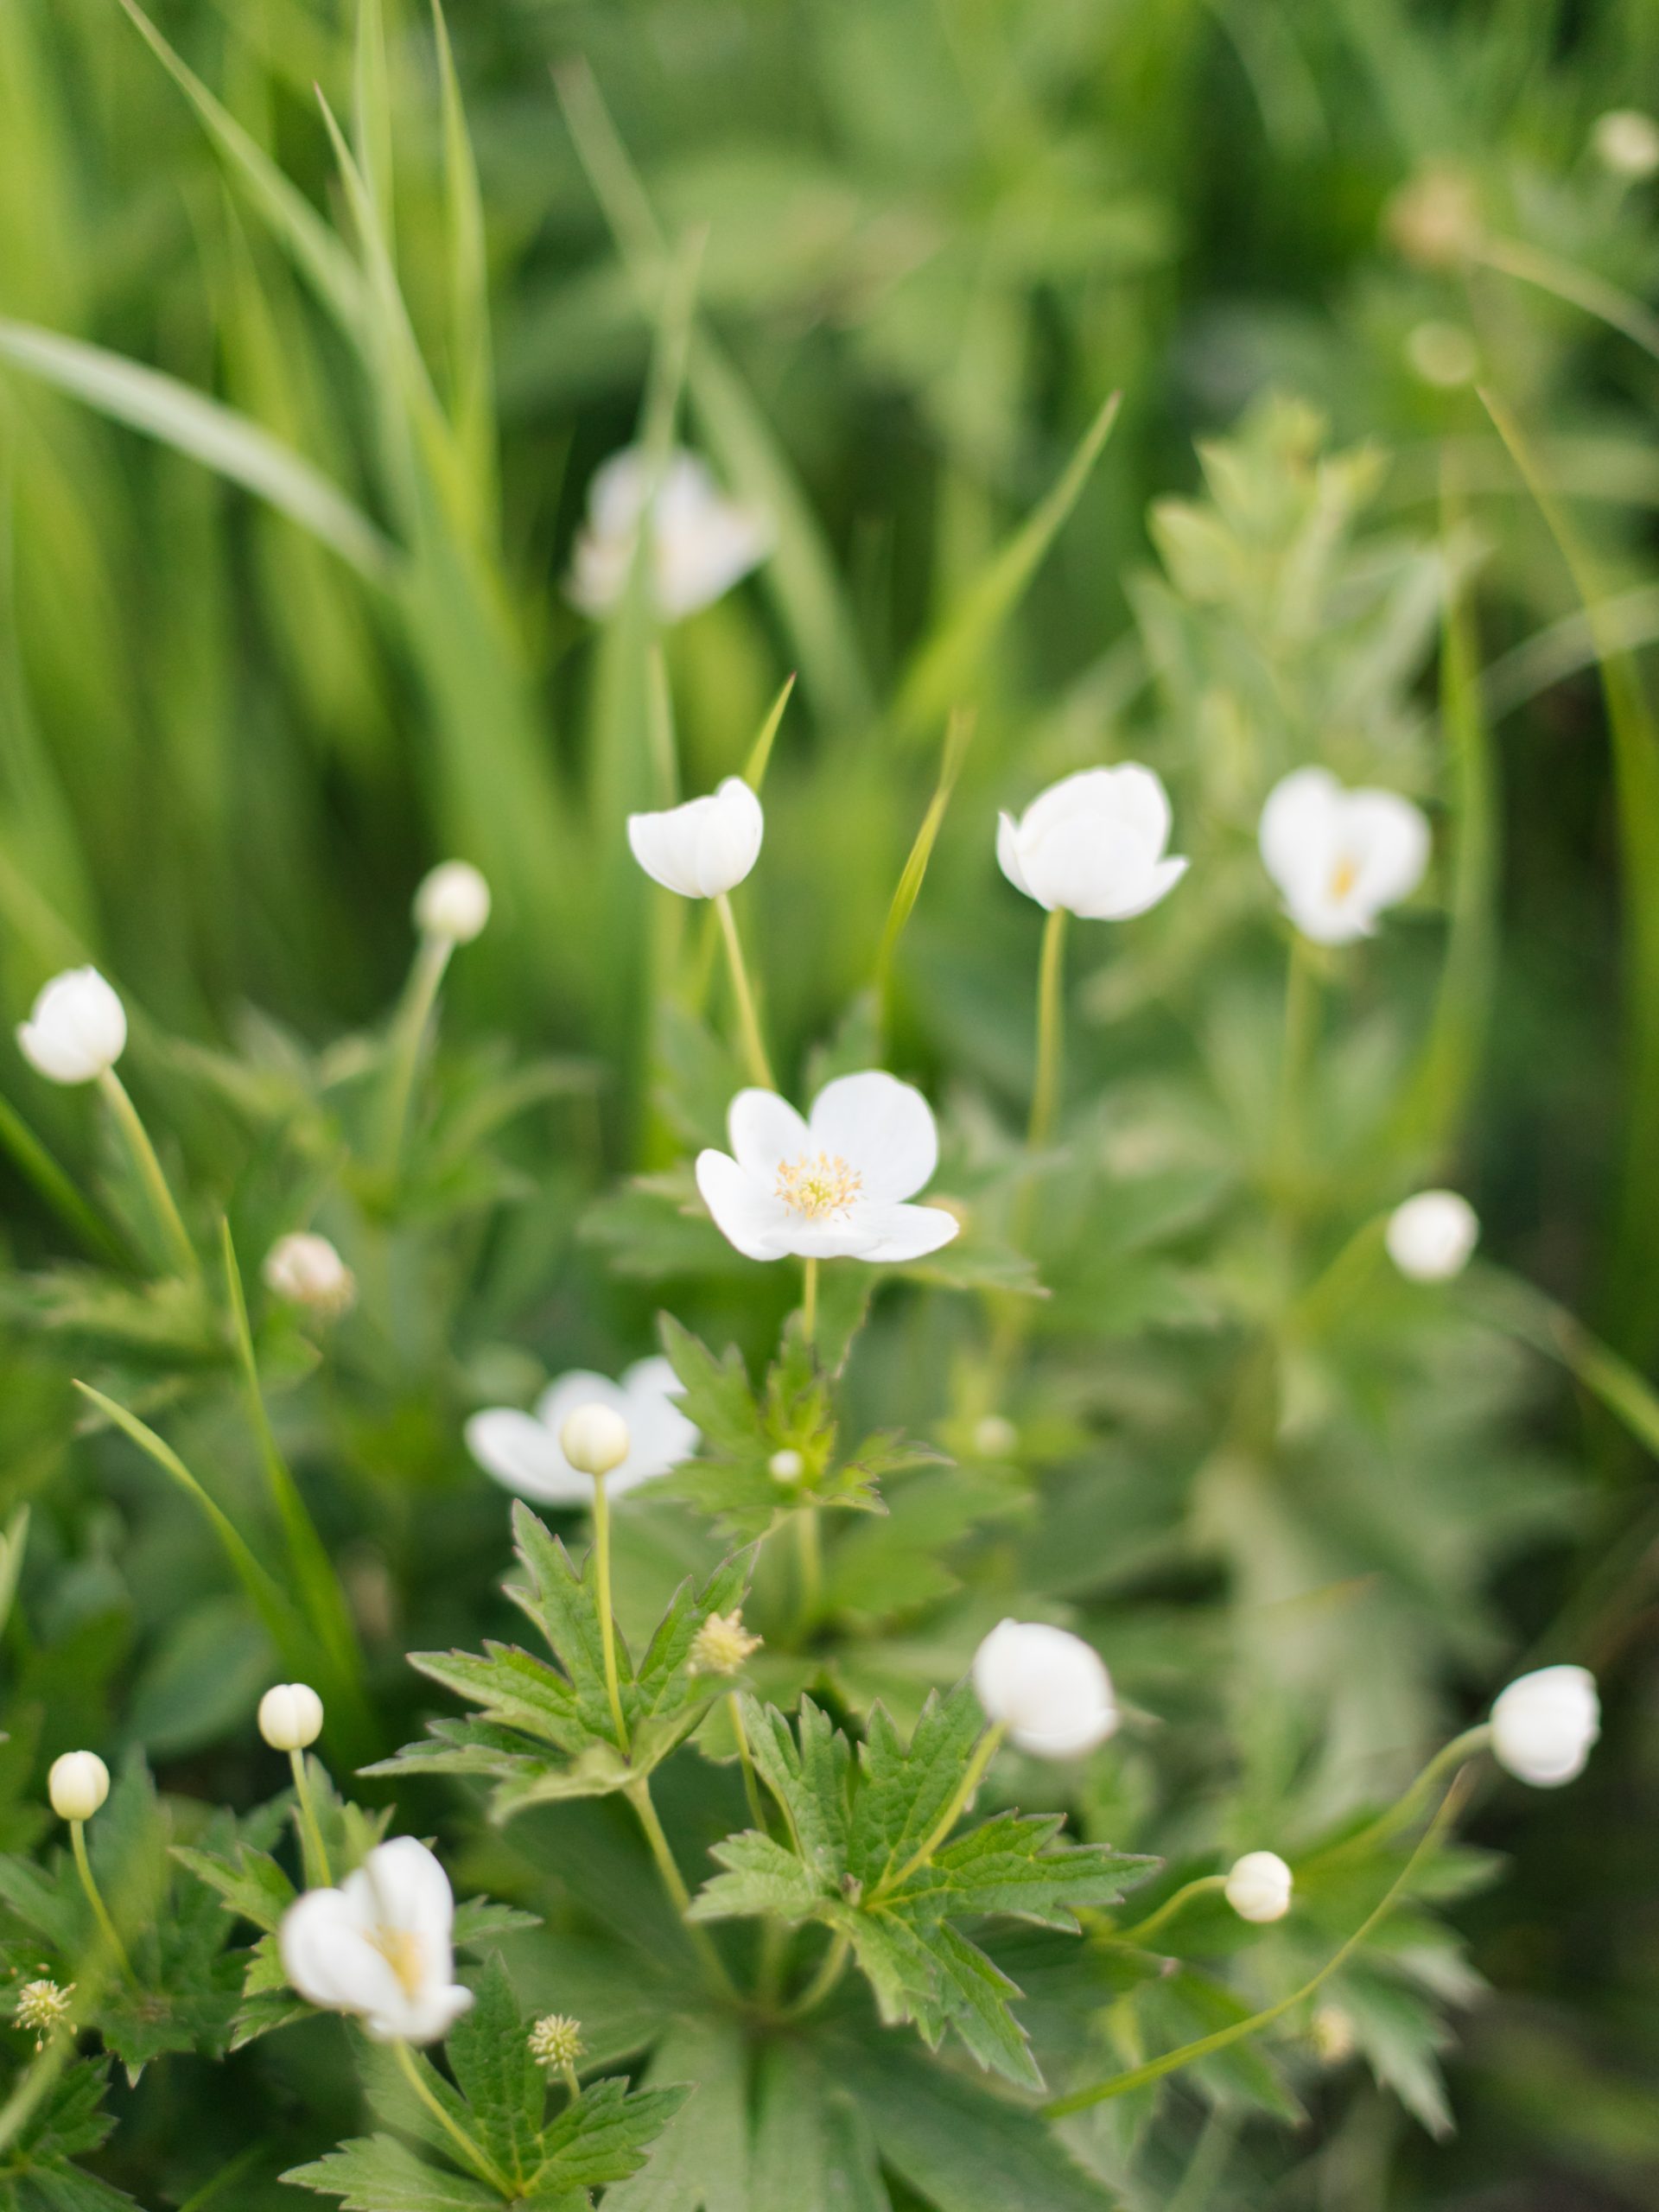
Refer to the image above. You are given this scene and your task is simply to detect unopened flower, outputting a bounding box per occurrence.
[568,448,770,623]
[1593,109,1659,181]
[696,1072,959,1265]
[1405,321,1478,388]
[13,1980,73,2049]
[628,779,764,900]
[1384,165,1483,268]
[48,1752,109,1824]
[973,1414,1018,1459]
[263,1233,357,1319]
[17,969,126,1085]
[767,1449,805,1484]
[997,766,1187,921]
[466,1358,696,1504]
[1225,1851,1294,1924]
[560,1404,630,1478]
[279,1836,474,2044]
[1490,1664,1599,1788]
[688,1610,762,1677]
[1258,767,1430,944]
[1386,1190,1478,1281]
[529,2013,585,2071]
[258,1682,325,1753]
[971,1619,1119,1759]
[1312,2005,1356,2063]
[414,861,491,944]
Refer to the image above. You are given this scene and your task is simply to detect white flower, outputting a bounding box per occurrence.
[1490,1664,1599,1789]
[971,1619,1119,1759]
[263,1233,357,1319]
[996,766,1188,920]
[628,779,764,899]
[465,1357,696,1506]
[1593,109,1659,181]
[258,1682,324,1753]
[1258,767,1430,944]
[48,1751,110,1823]
[568,448,770,623]
[1386,1191,1478,1282]
[696,1071,960,1265]
[17,969,127,1085]
[279,1836,474,2045]
[414,861,491,944]
[1224,1851,1294,1924]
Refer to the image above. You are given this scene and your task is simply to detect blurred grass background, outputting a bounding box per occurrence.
[1,0,1657,2205]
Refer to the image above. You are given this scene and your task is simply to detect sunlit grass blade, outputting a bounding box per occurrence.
[890,391,1122,744]
[1475,236,1659,370]
[1483,585,1659,721]
[0,320,395,582]
[1469,1268,1659,1470]
[353,0,396,253]
[874,705,976,1027]
[0,1095,130,1267]
[430,0,497,524]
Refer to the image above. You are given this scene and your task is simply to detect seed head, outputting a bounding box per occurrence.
[14,1980,73,2049]
[528,2013,585,2071]
[689,1609,762,1678]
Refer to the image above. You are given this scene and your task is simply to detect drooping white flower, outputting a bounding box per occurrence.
[1593,109,1659,181]
[258,1683,324,1753]
[1490,1664,1599,1788]
[279,1836,474,2045]
[414,861,491,944]
[568,448,770,623]
[17,969,127,1085]
[1224,1851,1294,1924]
[264,1233,357,1319]
[1258,767,1430,944]
[971,1619,1119,1759]
[1386,1190,1478,1282]
[48,1751,110,1823]
[465,1357,696,1506]
[696,1071,960,1265]
[628,779,764,899]
[996,766,1188,920]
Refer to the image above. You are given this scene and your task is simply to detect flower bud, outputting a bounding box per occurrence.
[258,1682,325,1753]
[971,1619,1118,1759]
[1490,1663,1599,1788]
[973,1414,1018,1459]
[414,861,491,944]
[1224,1851,1293,1924]
[48,1751,110,1823]
[17,969,127,1085]
[768,1448,804,1484]
[263,1232,357,1319]
[559,1403,631,1478]
[1593,108,1659,181]
[1385,1190,1478,1282]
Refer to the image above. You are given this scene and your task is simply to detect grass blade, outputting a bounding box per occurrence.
[430,0,497,524]
[874,705,976,1027]
[0,1095,130,1267]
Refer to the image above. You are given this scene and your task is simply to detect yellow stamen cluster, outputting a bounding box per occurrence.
[1328,853,1360,903]
[14,1979,73,2048]
[775,1151,862,1220]
[528,2013,585,2071]
[688,1609,763,1677]
[367,1926,426,1998]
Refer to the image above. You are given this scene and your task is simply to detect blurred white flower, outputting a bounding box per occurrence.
[1405,321,1478,388]
[768,1448,805,1484]
[1386,1190,1478,1281]
[258,1683,324,1753]
[1491,1664,1599,1788]
[1593,109,1659,181]
[568,448,770,623]
[628,779,764,899]
[1384,165,1482,269]
[1224,1851,1293,1923]
[48,1751,110,1823]
[264,1233,357,1319]
[696,1071,959,1264]
[560,1403,631,1478]
[997,766,1188,920]
[466,1357,696,1505]
[414,861,491,944]
[1258,767,1430,944]
[279,1836,474,2044]
[17,968,127,1084]
[971,1618,1119,1758]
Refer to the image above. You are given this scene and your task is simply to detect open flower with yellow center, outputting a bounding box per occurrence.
[696,1072,959,1264]
[278,1837,473,2045]
[1258,767,1430,945]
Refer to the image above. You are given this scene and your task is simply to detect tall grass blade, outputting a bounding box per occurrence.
[429,0,497,524]
[0,1095,130,1266]
[874,706,976,1025]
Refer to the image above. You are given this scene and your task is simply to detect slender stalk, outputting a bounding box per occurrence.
[728,1691,769,1835]
[879,1723,1006,1897]
[560,2061,582,2102]
[625,1777,739,1997]
[1105,1872,1228,1948]
[713,891,774,1090]
[1300,1725,1491,1872]
[1273,931,1318,1193]
[378,933,453,1176]
[785,1929,850,2019]
[801,1254,818,1345]
[289,1751,333,1888]
[1027,906,1069,1149]
[391,2040,512,2195]
[70,1821,132,1977]
[794,1505,822,1636]
[97,1068,196,1276]
[590,1473,629,1751]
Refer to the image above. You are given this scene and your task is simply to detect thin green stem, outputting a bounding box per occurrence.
[1027,906,1069,1149]
[878,1723,1006,1897]
[794,1505,823,1636]
[391,2040,512,2195]
[1104,1872,1228,1948]
[378,933,453,1177]
[1273,932,1318,1195]
[98,1068,197,1276]
[728,1692,769,1835]
[591,1473,629,1752]
[1300,1725,1491,1872]
[784,1929,850,2020]
[801,1254,818,1346]
[289,1751,333,1888]
[713,892,774,1090]
[70,1821,132,1978]
[625,1777,739,1998]
[560,2061,582,2102]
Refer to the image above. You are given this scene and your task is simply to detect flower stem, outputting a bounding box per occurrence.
[1027,907,1069,1150]
[624,1777,739,1998]
[289,1751,333,1888]
[391,2040,512,2195]
[1300,1724,1492,1872]
[713,891,774,1090]
[70,1821,132,1978]
[794,1505,822,1635]
[879,1723,1005,1897]
[591,1473,629,1752]
[1273,932,1318,1194]
[378,933,453,1179]
[97,1069,196,1277]
[784,1929,850,2020]
[1104,1872,1228,1948]
[560,2061,582,2102]
[728,1692,769,1834]
[801,1254,818,1345]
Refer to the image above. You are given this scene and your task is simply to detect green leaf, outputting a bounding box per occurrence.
[912,1815,1154,1931]
[535,2076,691,2194]
[282,2135,500,2212]
[739,1697,851,1885]
[687,1832,824,1925]
[171,1840,296,1936]
[601,2020,752,2212]
[848,1688,984,1891]
[443,1959,543,2183]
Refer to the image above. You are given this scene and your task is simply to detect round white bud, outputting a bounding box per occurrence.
[48,1751,110,1823]
[258,1682,325,1753]
[971,1619,1119,1760]
[17,969,127,1085]
[1404,321,1478,389]
[1490,1663,1599,1788]
[559,1403,631,1478]
[1593,109,1659,181]
[768,1448,805,1484]
[1385,1190,1478,1282]
[414,861,491,944]
[263,1232,357,1319]
[973,1414,1018,1459]
[1224,1851,1294,1924]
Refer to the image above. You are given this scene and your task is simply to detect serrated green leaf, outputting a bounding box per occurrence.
[282,2135,500,2212]
[444,1959,543,2183]
[535,2076,690,2193]
[906,1815,1153,1930]
[171,1840,296,1935]
[687,1832,824,1924]
[849,1687,984,1890]
[740,1697,850,1885]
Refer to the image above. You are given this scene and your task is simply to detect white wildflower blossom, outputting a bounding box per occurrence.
[466,1358,696,1505]
[997,766,1187,920]
[278,1837,474,2045]
[971,1619,1119,1759]
[1258,766,1430,944]
[568,448,770,623]
[17,969,126,1085]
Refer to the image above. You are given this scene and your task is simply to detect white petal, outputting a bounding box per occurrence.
[1019,816,1154,919]
[856,1201,961,1262]
[696,1149,793,1260]
[361,1838,456,1949]
[1344,791,1431,913]
[1282,887,1376,946]
[465,1409,591,1504]
[280,1889,404,2022]
[1018,769,1121,845]
[366,1981,475,2046]
[1093,853,1189,920]
[620,1357,700,1483]
[628,809,704,899]
[691,779,764,896]
[996,811,1039,903]
[728,1089,810,1179]
[807,1071,939,1202]
[1259,767,1341,899]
